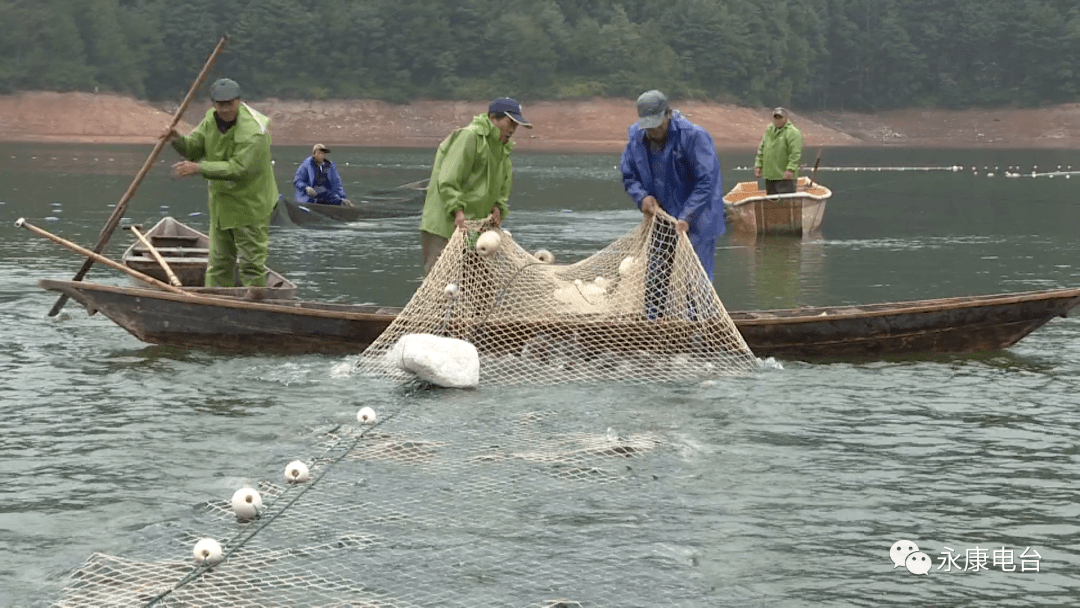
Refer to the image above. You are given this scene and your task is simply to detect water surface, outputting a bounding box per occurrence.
[1,143,1078,606]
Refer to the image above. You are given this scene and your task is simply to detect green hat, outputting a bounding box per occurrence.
[209,78,241,102]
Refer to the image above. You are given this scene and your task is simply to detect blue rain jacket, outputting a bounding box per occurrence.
[620,111,725,279]
[293,156,348,204]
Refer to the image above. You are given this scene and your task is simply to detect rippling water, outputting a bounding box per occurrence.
[1,143,1078,606]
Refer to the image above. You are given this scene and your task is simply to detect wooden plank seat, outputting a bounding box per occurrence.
[128,246,210,257]
[121,217,298,298]
[128,257,209,264]
[148,235,202,248]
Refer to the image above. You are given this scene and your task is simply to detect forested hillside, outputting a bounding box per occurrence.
[2,0,1078,110]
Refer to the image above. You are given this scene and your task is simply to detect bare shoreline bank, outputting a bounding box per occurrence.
[2,92,1079,152]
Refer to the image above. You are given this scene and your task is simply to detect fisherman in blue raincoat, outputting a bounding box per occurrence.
[620,90,725,317]
[294,143,352,206]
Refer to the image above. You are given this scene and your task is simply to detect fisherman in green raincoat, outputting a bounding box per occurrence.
[419,97,532,275]
[754,107,803,195]
[163,77,278,287]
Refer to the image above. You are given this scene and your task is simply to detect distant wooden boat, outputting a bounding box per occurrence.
[121,216,297,299]
[723,177,831,236]
[272,179,428,226]
[39,279,1080,359]
[271,197,346,226]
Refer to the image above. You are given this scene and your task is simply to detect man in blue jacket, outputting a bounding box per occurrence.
[620,90,725,317]
[294,143,352,206]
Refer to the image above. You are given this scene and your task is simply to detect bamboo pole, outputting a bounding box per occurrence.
[47,35,229,316]
[17,218,192,297]
[127,225,184,288]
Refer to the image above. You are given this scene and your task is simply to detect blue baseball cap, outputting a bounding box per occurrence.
[488,97,532,128]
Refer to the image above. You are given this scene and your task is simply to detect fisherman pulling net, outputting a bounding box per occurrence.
[356,212,758,386]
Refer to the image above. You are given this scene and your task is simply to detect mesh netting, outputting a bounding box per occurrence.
[356,215,758,385]
[55,396,717,607]
[50,216,760,607]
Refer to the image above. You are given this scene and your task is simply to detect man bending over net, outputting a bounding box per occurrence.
[620,90,726,318]
[419,97,532,276]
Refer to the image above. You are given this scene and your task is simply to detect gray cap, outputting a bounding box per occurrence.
[772,107,788,118]
[637,90,669,129]
[209,78,241,102]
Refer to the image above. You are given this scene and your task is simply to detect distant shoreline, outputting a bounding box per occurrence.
[2,92,1079,151]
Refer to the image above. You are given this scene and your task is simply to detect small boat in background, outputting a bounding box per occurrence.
[272,178,428,227]
[723,177,831,236]
[121,216,297,299]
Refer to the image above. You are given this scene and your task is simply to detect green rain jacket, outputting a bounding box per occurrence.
[172,104,278,229]
[420,113,512,239]
[754,122,803,180]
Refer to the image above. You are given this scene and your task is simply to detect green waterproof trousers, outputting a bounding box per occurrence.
[206,220,270,287]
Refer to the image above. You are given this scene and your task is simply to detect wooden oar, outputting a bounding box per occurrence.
[127,225,183,288]
[47,34,229,317]
[16,218,192,297]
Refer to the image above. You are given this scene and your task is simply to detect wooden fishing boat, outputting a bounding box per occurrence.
[38,279,1080,359]
[270,197,341,227]
[272,179,428,226]
[121,217,297,299]
[732,288,1078,358]
[723,177,831,236]
[42,280,397,353]
[271,195,424,226]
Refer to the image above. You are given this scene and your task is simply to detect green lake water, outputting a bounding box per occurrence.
[1,142,1078,606]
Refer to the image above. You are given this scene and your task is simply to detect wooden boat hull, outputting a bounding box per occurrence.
[271,196,425,226]
[732,289,1080,358]
[39,280,1080,359]
[121,217,297,298]
[272,180,428,226]
[42,280,397,354]
[724,178,831,236]
[725,196,827,236]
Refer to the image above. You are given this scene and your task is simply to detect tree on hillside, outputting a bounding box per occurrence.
[4,0,1079,110]
[22,0,95,91]
[138,0,233,101]
[1010,0,1077,104]
[485,2,567,98]
[74,0,147,96]
[230,0,315,98]
[0,1,28,93]
[592,7,684,97]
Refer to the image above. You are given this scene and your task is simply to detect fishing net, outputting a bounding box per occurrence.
[54,395,720,607]
[356,214,758,385]
[49,218,756,607]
